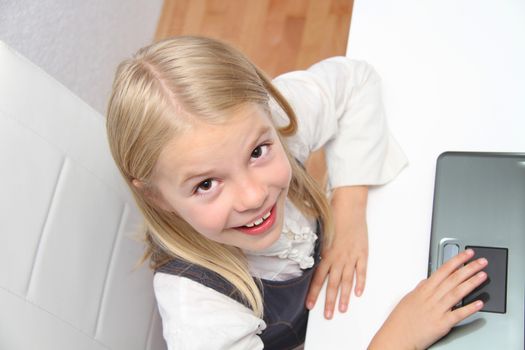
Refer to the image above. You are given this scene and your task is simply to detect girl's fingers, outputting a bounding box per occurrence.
[435,257,488,302]
[441,270,487,310]
[354,256,367,297]
[427,249,475,289]
[448,299,484,325]
[324,267,343,319]
[338,265,355,313]
[306,261,330,310]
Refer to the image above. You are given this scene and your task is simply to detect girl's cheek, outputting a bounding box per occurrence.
[185,202,230,236]
[272,149,292,187]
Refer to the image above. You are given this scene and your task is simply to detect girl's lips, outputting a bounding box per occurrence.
[234,205,277,236]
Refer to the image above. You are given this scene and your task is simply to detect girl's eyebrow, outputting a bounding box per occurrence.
[181,170,215,186]
[179,125,272,186]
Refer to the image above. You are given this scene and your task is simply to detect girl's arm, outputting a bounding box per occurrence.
[369,249,487,350]
[273,57,407,318]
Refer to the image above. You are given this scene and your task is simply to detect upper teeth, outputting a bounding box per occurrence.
[244,211,271,228]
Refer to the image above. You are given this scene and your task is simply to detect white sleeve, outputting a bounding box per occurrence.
[153,272,265,350]
[271,57,408,188]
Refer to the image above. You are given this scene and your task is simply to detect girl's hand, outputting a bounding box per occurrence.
[369,249,487,350]
[306,186,369,319]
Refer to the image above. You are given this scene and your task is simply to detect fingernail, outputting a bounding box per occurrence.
[478,271,487,280]
[325,310,333,319]
[306,301,314,309]
[356,288,362,297]
[478,258,488,266]
[475,300,484,309]
[340,303,348,312]
[465,248,474,256]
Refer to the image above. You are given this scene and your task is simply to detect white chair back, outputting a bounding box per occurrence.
[0,41,165,350]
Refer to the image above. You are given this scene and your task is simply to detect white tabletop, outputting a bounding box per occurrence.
[305,0,525,348]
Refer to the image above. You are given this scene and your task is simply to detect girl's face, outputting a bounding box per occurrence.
[152,103,292,251]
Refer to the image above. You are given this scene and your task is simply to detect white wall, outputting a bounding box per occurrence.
[0,0,163,113]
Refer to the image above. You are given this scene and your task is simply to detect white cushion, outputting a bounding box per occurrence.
[0,40,165,350]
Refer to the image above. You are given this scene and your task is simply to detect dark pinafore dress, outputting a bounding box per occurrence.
[156,222,322,350]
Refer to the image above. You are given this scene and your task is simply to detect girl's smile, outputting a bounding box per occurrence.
[151,103,292,251]
[233,203,277,235]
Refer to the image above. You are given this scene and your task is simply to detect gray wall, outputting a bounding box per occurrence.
[0,0,163,113]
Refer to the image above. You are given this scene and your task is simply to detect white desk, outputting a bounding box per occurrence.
[305,0,525,348]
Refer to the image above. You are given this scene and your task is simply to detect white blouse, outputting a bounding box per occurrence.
[154,57,408,350]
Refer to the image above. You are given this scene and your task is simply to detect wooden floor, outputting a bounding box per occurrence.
[155,0,353,78]
[155,0,354,184]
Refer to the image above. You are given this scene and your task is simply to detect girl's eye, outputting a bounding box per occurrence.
[194,178,217,195]
[251,144,270,159]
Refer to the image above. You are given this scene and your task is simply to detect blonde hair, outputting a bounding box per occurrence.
[106,36,333,317]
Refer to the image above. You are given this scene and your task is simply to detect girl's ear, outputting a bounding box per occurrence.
[132,179,174,212]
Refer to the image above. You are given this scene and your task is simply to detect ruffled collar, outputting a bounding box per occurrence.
[243,199,318,270]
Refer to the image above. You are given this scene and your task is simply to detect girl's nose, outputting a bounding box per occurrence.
[233,175,268,212]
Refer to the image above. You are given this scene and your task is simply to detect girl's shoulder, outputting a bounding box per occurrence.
[156,258,246,305]
[153,271,265,349]
[153,268,247,309]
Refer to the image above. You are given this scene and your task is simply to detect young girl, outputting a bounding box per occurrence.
[106,36,487,349]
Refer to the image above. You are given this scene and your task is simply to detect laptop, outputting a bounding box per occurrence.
[428,152,525,349]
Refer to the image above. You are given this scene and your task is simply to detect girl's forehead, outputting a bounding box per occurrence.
[154,103,276,183]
